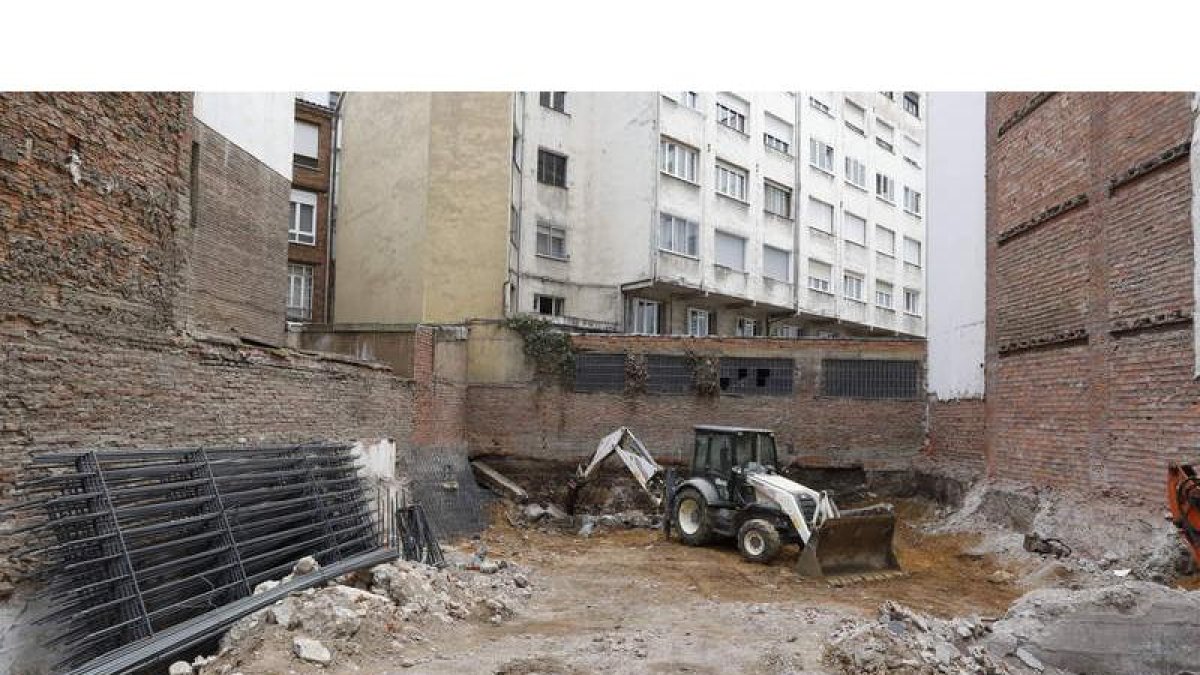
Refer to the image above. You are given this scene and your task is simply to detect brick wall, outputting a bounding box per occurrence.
[926,399,986,470]
[467,335,926,473]
[189,119,290,343]
[0,94,416,582]
[986,92,1199,499]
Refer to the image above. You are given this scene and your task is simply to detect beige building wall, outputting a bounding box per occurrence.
[335,92,513,324]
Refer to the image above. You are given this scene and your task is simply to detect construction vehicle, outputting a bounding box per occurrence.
[1168,462,1200,566]
[565,426,901,578]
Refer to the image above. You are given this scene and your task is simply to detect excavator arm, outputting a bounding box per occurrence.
[1168,462,1200,566]
[563,427,664,513]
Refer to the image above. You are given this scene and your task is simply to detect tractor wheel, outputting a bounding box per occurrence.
[672,488,713,546]
[737,518,782,564]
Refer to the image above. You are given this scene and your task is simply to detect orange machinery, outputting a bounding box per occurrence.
[1168,462,1200,565]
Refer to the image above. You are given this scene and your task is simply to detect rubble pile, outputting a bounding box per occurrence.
[183,553,533,673]
[515,501,661,536]
[929,480,1194,585]
[824,602,1016,675]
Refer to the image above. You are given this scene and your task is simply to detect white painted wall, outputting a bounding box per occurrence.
[193,92,294,179]
[926,92,986,399]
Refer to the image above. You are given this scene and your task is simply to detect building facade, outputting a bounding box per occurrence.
[336,91,927,337]
[287,92,339,324]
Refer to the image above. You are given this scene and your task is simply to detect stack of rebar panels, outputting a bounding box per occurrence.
[7,442,386,672]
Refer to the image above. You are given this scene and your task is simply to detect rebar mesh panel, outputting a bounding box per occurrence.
[398,447,487,541]
[821,359,921,399]
[574,353,626,392]
[718,358,794,395]
[646,355,692,394]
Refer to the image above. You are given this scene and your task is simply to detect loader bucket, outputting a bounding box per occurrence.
[796,507,900,579]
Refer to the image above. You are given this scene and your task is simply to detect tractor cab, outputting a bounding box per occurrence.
[691,425,779,504]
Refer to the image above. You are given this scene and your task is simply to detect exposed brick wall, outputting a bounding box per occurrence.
[411,326,468,450]
[0,94,416,582]
[985,92,1199,499]
[926,399,986,470]
[189,120,289,343]
[467,335,926,472]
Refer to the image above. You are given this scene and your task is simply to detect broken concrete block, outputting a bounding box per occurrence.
[168,661,193,675]
[1014,646,1044,672]
[471,461,529,503]
[293,636,331,665]
[293,556,320,576]
[522,504,547,522]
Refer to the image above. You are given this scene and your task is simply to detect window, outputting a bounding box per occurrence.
[843,273,864,301]
[575,353,625,392]
[903,237,922,267]
[682,91,699,109]
[844,156,867,189]
[764,132,790,155]
[715,162,748,201]
[647,355,693,393]
[286,263,313,320]
[903,92,920,118]
[808,95,831,116]
[844,212,867,245]
[763,245,791,282]
[904,289,921,315]
[736,317,758,337]
[630,298,660,334]
[537,149,567,187]
[660,138,699,183]
[534,294,565,316]
[844,100,866,135]
[809,138,834,173]
[903,186,923,215]
[875,119,895,153]
[875,281,893,309]
[808,197,834,233]
[772,325,799,338]
[659,213,699,256]
[764,182,792,218]
[714,231,746,270]
[716,101,747,133]
[876,225,896,256]
[903,135,922,168]
[289,190,317,245]
[539,91,566,113]
[687,308,710,337]
[875,172,896,202]
[822,359,920,399]
[808,259,832,293]
[293,121,319,169]
[536,222,568,259]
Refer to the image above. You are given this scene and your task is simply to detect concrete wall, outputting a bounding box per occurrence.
[334,92,512,326]
[985,92,1198,499]
[927,93,986,399]
[193,92,294,179]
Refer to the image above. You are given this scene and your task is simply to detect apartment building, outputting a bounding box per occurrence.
[336,91,927,336]
[287,92,339,324]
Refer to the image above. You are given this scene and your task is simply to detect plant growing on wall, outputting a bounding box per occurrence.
[625,353,648,395]
[685,348,720,397]
[504,316,576,385]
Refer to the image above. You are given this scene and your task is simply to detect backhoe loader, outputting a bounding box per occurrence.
[564,426,901,578]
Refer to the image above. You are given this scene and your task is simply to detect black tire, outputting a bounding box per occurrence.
[737,518,782,564]
[672,488,713,546]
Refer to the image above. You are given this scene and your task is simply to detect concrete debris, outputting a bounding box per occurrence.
[293,556,321,577]
[168,661,193,675]
[578,515,597,538]
[194,554,533,674]
[292,636,331,665]
[985,581,1200,675]
[472,460,530,503]
[1013,647,1043,672]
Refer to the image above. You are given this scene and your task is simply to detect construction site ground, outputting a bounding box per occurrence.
[205,497,1119,675]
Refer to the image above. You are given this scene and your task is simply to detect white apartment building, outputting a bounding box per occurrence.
[509,91,927,337]
[335,91,926,337]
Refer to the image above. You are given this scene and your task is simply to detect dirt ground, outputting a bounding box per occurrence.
[211,500,1026,674]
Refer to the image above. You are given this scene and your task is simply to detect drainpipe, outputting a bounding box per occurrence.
[324,92,344,324]
[792,90,802,332]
